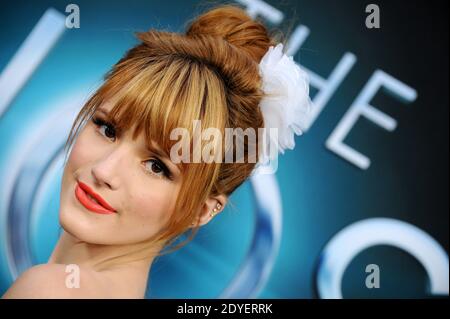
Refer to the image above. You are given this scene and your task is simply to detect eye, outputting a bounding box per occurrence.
[144,158,172,179]
[92,116,116,141]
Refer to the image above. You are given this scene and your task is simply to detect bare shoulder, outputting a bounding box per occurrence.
[1,263,109,299]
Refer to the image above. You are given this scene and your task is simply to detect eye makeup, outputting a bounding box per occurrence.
[90,112,174,180]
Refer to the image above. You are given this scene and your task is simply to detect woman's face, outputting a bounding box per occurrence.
[59,100,182,245]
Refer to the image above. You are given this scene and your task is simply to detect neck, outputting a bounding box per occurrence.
[48,231,160,297]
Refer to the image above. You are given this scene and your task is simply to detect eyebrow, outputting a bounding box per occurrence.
[95,107,112,118]
[147,142,169,160]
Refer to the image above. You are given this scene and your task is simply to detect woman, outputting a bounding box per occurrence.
[2,4,311,298]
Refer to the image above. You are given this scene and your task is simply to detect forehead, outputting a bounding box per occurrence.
[97,99,115,112]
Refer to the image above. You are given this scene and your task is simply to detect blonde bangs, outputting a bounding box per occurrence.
[92,57,228,172]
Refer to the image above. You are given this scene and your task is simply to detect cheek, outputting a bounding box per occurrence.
[130,189,170,219]
[67,130,98,168]
[61,133,88,192]
[127,183,179,224]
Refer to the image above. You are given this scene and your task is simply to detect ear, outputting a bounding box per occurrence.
[192,194,227,227]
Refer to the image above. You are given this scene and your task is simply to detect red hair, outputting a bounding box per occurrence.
[64,4,285,256]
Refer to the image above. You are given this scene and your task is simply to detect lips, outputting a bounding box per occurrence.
[75,181,116,214]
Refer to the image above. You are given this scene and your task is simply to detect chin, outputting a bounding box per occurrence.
[59,209,98,244]
[58,180,116,244]
[58,202,116,245]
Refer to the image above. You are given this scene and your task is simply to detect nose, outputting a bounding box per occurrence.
[91,145,128,190]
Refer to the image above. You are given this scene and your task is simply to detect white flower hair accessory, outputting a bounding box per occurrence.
[257,43,312,165]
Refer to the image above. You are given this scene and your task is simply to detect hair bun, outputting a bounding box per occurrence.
[186,5,277,63]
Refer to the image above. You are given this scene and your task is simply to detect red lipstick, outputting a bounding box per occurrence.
[75,181,116,214]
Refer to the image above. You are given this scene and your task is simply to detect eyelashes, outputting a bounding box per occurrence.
[143,159,172,180]
[91,115,172,180]
[92,116,117,140]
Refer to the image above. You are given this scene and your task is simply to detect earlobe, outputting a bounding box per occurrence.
[209,202,222,217]
[207,194,227,219]
[191,195,227,227]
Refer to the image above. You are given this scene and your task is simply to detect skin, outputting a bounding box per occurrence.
[2,100,227,299]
